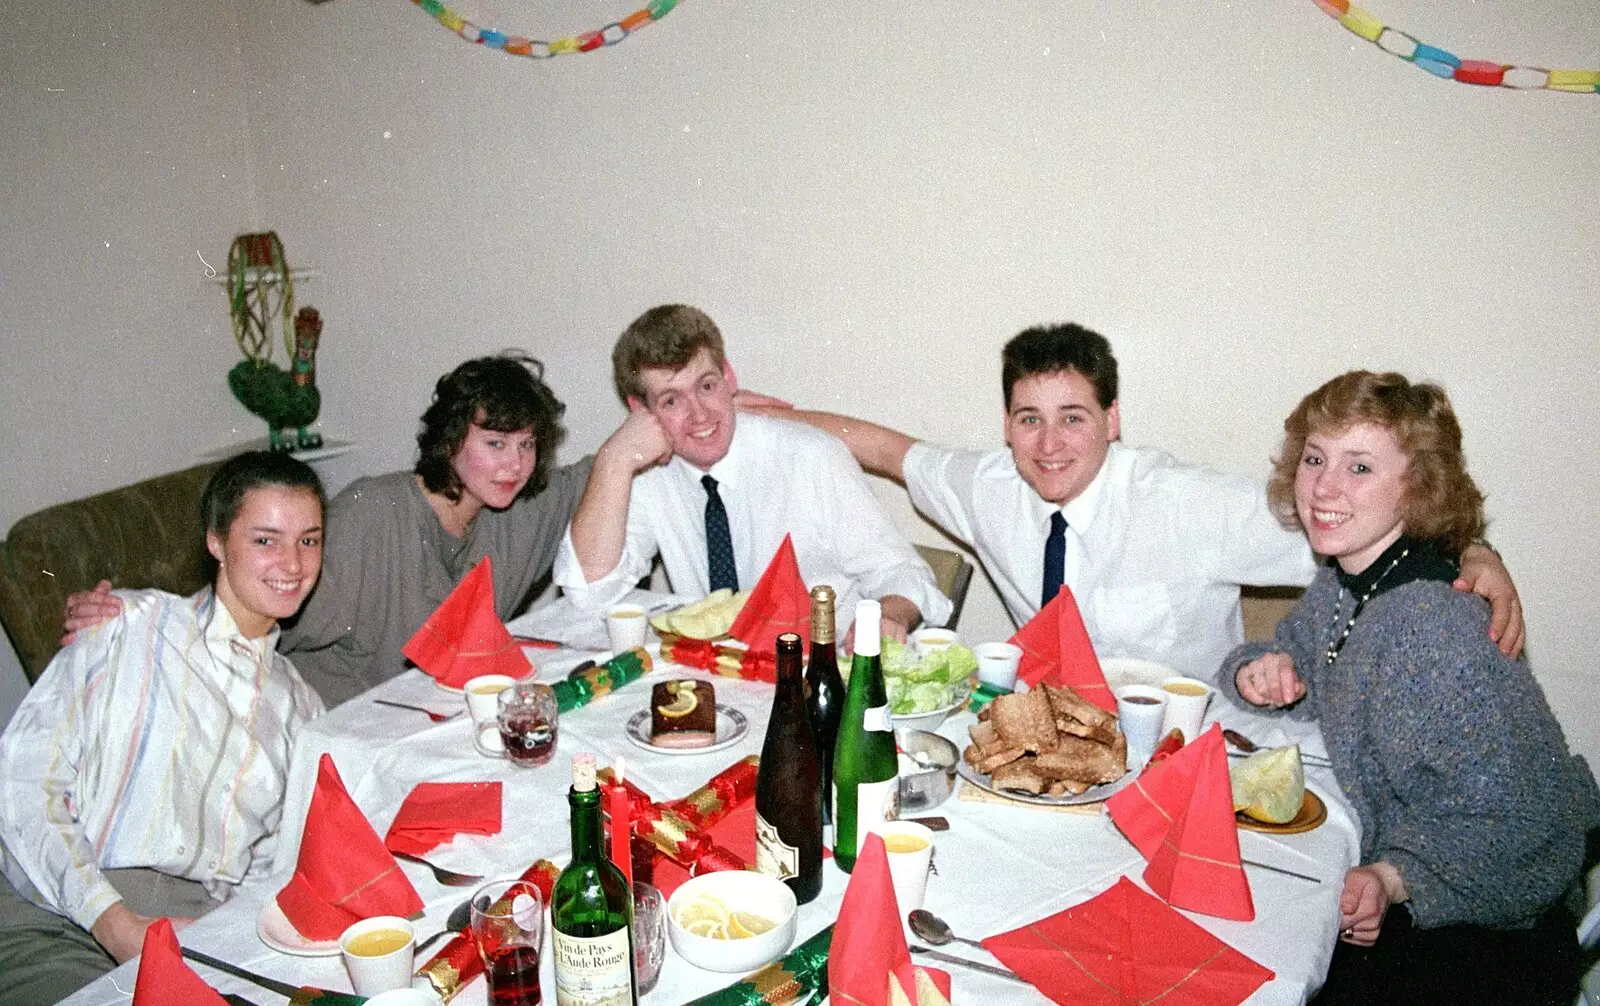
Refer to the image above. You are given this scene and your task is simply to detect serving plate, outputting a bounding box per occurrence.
[955,759,1137,807]
[625,706,749,755]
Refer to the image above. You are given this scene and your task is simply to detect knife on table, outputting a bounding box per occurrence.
[182,948,367,1005]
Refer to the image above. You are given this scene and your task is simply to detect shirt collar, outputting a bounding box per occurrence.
[1045,440,1118,533]
[196,586,282,661]
[1333,535,1458,599]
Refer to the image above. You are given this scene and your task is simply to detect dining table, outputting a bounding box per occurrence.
[61,592,1360,1005]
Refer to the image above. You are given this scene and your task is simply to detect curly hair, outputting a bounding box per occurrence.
[1267,371,1485,554]
[612,304,726,404]
[415,352,567,502]
[1001,323,1118,410]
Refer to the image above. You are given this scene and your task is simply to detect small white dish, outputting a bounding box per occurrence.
[888,682,973,733]
[624,706,749,755]
[257,898,342,957]
[666,871,798,972]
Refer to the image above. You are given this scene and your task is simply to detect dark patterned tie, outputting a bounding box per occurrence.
[1041,511,1067,609]
[702,474,739,592]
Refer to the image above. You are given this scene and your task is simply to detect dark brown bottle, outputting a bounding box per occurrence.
[754,633,823,903]
[802,586,844,827]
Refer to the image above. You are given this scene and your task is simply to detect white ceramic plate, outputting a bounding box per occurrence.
[256,898,342,957]
[624,706,749,755]
[955,759,1137,807]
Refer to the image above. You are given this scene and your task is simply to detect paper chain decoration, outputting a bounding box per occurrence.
[1314,0,1600,93]
[408,0,680,57]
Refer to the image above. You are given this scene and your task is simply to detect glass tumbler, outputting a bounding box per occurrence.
[497,681,559,767]
[632,882,666,995]
[470,879,544,1006]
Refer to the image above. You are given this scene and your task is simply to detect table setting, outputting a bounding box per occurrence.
[63,549,1359,1006]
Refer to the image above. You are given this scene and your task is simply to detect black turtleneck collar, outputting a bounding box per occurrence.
[1334,535,1459,600]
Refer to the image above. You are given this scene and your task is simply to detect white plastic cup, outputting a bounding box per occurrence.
[974,642,1023,691]
[606,604,649,653]
[1114,684,1169,766]
[464,675,516,725]
[871,821,936,924]
[340,916,415,996]
[909,627,958,657]
[1158,677,1216,743]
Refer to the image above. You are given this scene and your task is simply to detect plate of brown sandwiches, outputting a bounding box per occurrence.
[957,684,1134,806]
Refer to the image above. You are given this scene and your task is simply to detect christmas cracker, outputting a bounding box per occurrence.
[550,647,652,712]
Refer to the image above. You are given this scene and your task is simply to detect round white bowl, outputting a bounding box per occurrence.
[665,871,798,973]
[888,682,973,733]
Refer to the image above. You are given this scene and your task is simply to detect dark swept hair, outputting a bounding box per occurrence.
[1001,323,1119,410]
[612,304,726,404]
[202,451,325,536]
[1267,371,1485,554]
[415,351,567,502]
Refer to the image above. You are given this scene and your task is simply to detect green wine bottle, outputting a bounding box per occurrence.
[552,753,638,1006]
[831,599,900,874]
[755,633,824,903]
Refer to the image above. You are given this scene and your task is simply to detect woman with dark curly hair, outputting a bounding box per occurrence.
[63,353,592,706]
[1220,371,1598,1005]
[277,352,592,704]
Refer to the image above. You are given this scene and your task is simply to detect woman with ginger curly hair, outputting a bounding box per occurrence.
[1220,371,1598,1005]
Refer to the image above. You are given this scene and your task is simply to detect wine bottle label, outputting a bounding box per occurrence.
[863,703,892,732]
[837,777,899,857]
[554,928,634,1006]
[754,812,799,880]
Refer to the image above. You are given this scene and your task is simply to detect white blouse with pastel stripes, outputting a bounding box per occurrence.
[0,587,323,930]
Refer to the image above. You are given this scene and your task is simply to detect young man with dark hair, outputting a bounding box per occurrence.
[554,304,949,642]
[758,322,1523,679]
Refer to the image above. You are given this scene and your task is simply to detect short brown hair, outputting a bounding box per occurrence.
[1001,323,1118,410]
[1267,371,1485,553]
[612,305,726,404]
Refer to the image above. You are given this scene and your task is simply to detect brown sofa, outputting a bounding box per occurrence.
[0,462,221,683]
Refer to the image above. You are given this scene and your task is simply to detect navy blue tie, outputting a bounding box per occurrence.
[1041,511,1067,608]
[703,475,739,592]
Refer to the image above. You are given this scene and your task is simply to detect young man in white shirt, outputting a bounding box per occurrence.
[755,323,1522,679]
[553,304,949,642]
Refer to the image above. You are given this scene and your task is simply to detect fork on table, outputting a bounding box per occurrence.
[372,699,461,723]
[392,851,484,887]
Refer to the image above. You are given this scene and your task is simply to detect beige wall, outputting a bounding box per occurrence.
[3,1,1596,755]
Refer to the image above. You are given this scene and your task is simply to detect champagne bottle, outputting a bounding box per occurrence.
[755,632,824,904]
[552,753,638,1006]
[803,585,844,828]
[831,599,899,874]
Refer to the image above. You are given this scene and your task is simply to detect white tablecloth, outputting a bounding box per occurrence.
[63,598,1359,1005]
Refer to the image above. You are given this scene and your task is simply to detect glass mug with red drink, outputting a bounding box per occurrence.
[497,681,559,767]
[471,879,545,1006]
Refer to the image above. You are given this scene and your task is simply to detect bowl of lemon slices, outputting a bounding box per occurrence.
[665,870,798,972]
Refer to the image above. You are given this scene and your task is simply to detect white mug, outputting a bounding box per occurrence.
[1158,676,1215,743]
[974,642,1023,691]
[870,821,936,923]
[340,916,415,996]
[605,605,649,653]
[1114,684,1169,766]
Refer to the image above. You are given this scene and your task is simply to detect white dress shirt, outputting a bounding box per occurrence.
[0,588,323,930]
[555,412,951,631]
[902,440,1316,680]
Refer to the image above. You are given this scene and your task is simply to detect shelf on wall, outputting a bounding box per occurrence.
[207,267,320,286]
[200,438,354,464]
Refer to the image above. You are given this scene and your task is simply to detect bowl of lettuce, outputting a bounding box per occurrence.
[843,639,976,731]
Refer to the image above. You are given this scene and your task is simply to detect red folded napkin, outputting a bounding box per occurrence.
[727,533,810,655]
[277,754,425,941]
[1009,584,1112,711]
[133,917,228,1006]
[402,556,532,689]
[384,781,503,857]
[1107,725,1254,921]
[829,833,952,1006]
[981,876,1273,1006]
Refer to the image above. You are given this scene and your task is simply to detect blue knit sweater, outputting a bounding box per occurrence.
[1221,567,1599,929]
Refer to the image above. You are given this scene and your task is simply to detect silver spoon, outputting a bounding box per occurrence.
[908,945,1026,983]
[1223,728,1332,767]
[908,909,988,953]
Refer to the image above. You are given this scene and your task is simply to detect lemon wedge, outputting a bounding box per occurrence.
[657,681,700,719]
[674,894,729,932]
[728,911,777,939]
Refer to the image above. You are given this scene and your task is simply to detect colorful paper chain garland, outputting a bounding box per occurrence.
[1314,0,1599,93]
[409,0,680,57]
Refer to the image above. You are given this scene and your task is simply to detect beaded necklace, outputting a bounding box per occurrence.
[1324,547,1409,666]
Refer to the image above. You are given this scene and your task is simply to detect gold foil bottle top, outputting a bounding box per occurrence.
[809,585,836,645]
